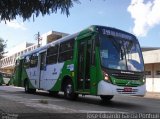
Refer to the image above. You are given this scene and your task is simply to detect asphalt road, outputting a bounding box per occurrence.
[0,86,160,119]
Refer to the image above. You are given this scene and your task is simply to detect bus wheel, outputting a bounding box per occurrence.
[30,89,36,94]
[24,80,36,94]
[49,91,59,97]
[100,95,114,101]
[24,81,29,93]
[64,83,78,100]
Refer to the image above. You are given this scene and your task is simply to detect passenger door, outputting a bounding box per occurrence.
[37,51,46,89]
[77,38,92,92]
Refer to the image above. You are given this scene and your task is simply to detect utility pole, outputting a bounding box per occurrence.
[35,32,41,48]
[37,32,40,47]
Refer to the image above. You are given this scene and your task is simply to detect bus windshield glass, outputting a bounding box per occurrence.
[99,34,144,72]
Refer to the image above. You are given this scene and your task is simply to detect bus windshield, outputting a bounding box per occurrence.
[99,34,144,72]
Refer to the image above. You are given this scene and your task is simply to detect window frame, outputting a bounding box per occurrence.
[58,39,75,62]
[30,53,38,67]
[46,45,58,64]
[24,55,31,68]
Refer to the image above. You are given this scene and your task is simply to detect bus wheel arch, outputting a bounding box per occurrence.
[61,75,78,100]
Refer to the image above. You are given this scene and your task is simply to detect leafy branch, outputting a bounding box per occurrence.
[0,0,80,21]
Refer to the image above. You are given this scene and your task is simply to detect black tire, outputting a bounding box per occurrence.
[100,95,114,101]
[49,91,59,97]
[24,80,36,94]
[30,89,36,94]
[24,80,29,93]
[64,83,78,100]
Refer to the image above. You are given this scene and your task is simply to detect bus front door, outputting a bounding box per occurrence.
[77,39,92,92]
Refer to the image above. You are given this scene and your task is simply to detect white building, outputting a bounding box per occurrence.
[0,31,68,74]
[142,48,160,92]
[0,42,36,73]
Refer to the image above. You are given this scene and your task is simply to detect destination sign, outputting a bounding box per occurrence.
[100,28,133,40]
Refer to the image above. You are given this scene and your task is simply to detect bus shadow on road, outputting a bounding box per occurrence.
[79,96,149,112]
[76,95,146,111]
[32,91,147,112]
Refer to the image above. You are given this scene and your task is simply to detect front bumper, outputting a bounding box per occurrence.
[97,80,146,96]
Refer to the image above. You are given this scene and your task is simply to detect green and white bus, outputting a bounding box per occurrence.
[13,25,146,101]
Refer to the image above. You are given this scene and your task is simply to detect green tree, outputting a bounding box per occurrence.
[0,38,6,59]
[0,0,80,21]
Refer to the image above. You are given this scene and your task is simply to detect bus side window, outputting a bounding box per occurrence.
[40,52,46,70]
[24,56,30,68]
[46,45,58,64]
[58,39,74,62]
[30,53,38,67]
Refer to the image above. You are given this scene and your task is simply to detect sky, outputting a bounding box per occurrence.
[0,0,160,52]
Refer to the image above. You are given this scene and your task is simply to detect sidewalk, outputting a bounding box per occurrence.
[144,92,160,99]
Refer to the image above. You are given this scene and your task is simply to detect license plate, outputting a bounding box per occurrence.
[124,87,132,92]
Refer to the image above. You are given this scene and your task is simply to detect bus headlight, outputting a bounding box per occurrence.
[103,71,110,83]
[104,73,109,80]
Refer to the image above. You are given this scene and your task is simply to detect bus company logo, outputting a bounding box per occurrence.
[121,71,134,75]
[67,64,74,71]
[52,68,57,75]
[33,71,36,76]
[126,81,131,86]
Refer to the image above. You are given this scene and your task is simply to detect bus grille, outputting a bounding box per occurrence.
[111,73,141,80]
[116,88,138,94]
[116,83,139,87]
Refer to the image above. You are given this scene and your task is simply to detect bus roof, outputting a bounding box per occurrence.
[20,25,137,59]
